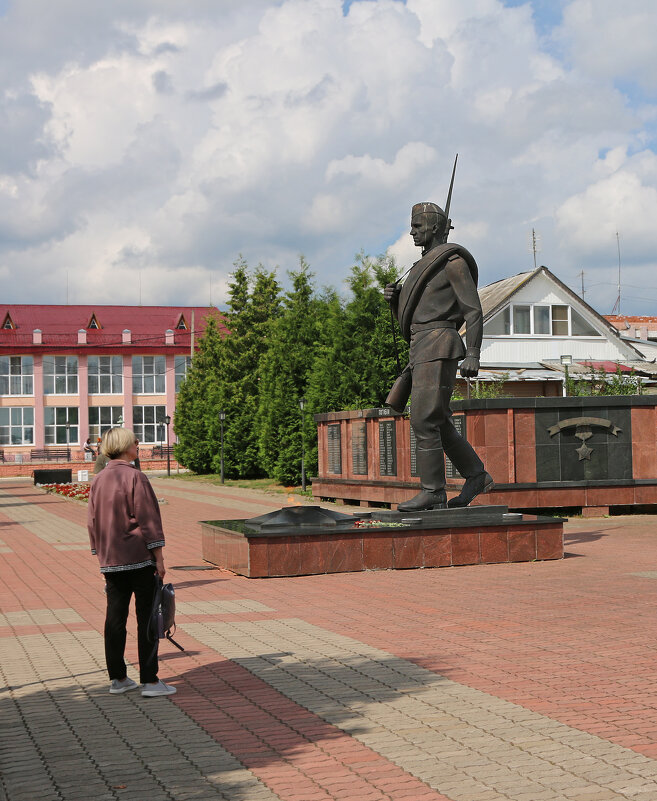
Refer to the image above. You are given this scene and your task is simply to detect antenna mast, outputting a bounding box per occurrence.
[527,228,541,269]
[579,270,585,300]
[611,232,622,314]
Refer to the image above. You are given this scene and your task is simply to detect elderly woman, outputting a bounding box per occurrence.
[88,427,176,697]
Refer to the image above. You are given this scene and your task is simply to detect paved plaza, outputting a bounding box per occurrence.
[2,478,657,800]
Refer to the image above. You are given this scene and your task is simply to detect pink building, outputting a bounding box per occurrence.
[0,304,224,460]
[605,315,657,342]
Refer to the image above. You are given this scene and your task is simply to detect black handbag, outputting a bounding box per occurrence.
[148,576,185,653]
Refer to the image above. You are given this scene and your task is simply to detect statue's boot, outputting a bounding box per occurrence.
[398,448,447,512]
[439,422,493,508]
[447,471,494,508]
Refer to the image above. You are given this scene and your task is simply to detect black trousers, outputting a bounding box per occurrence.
[410,358,484,483]
[104,566,158,684]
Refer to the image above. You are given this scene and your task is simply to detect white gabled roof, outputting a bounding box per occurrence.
[478,266,645,360]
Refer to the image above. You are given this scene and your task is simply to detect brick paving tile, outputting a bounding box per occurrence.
[4,478,657,800]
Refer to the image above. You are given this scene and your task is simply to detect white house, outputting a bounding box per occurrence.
[464,266,655,396]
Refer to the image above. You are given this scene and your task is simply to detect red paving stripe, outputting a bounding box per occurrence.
[167,633,453,801]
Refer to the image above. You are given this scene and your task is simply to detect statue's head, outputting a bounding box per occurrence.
[410,202,447,251]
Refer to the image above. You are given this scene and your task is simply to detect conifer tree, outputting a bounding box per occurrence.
[208,262,282,477]
[173,313,226,473]
[257,258,321,483]
[307,253,405,413]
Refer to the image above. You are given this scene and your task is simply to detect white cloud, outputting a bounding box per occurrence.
[556,159,657,260]
[558,0,657,90]
[0,0,656,314]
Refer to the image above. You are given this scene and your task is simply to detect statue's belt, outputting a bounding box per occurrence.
[410,321,458,333]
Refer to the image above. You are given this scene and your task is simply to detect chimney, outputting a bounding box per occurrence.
[78,329,87,344]
[122,329,131,344]
[165,328,174,345]
[33,329,42,344]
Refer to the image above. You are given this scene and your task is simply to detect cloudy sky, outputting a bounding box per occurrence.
[1,0,656,315]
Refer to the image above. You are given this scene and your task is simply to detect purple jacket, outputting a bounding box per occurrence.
[88,460,165,573]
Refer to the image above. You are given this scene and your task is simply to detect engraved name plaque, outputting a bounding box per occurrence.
[327,424,342,474]
[410,426,418,477]
[352,421,368,475]
[445,414,466,479]
[379,419,397,477]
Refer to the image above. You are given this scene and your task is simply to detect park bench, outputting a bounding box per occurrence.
[152,445,175,458]
[30,448,71,462]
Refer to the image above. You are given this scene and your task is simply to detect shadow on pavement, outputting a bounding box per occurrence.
[172,578,228,590]
[0,663,286,801]
[564,529,610,544]
[165,650,449,750]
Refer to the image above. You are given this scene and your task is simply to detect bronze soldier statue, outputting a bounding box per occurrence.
[384,200,493,512]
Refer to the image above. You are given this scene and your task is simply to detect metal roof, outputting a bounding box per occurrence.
[478,270,536,319]
[0,305,225,349]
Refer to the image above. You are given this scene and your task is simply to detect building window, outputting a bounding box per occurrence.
[0,356,33,396]
[176,315,188,330]
[87,313,101,329]
[0,407,34,445]
[571,309,599,336]
[513,305,531,334]
[88,407,123,441]
[88,356,123,394]
[483,307,510,335]
[43,356,78,395]
[132,356,166,394]
[533,305,550,334]
[133,405,166,444]
[44,407,78,445]
[486,303,604,338]
[2,313,15,330]
[174,356,191,391]
[551,305,569,336]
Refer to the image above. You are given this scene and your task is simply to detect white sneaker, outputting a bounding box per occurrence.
[109,677,139,694]
[141,680,177,697]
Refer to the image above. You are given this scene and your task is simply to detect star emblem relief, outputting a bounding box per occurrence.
[576,442,593,461]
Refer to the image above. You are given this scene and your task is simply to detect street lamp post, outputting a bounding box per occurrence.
[219,410,226,484]
[164,414,171,477]
[560,354,572,397]
[299,397,306,492]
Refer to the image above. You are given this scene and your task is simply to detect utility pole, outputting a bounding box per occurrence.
[579,270,585,300]
[191,310,195,358]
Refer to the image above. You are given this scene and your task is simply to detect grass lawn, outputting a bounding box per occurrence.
[157,473,313,497]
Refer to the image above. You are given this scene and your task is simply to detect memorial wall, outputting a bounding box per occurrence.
[313,396,657,516]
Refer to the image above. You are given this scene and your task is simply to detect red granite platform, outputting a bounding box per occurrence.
[201,513,563,578]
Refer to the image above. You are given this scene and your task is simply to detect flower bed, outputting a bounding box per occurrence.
[40,482,90,502]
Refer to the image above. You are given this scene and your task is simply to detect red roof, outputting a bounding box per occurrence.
[0,305,226,351]
[580,360,633,373]
[605,315,657,327]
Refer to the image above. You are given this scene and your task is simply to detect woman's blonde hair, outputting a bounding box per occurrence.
[101,427,137,459]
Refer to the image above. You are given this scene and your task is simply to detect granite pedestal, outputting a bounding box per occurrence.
[201,505,564,578]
